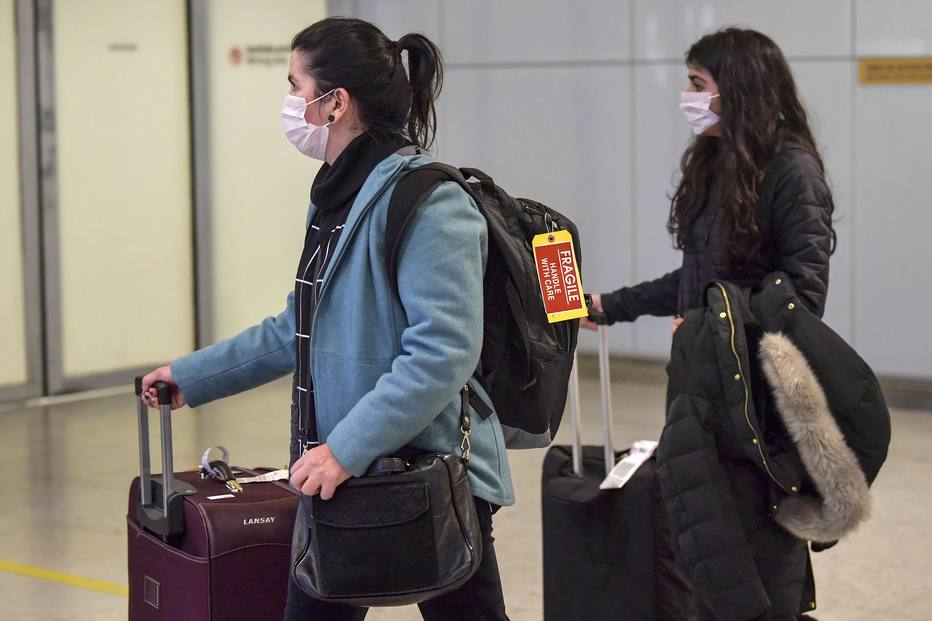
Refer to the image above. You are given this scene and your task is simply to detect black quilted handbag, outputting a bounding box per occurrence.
[291,387,482,606]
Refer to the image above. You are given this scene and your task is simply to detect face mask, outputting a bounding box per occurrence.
[281,90,335,159]
[680,91,720,135]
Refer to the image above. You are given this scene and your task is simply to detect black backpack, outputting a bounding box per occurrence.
[385,163,582,449]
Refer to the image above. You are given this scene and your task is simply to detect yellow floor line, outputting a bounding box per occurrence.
[0,559,128,597]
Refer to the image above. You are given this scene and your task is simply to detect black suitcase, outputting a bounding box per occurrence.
[542,327,696,620]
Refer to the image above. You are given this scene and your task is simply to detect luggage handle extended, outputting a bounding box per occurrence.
[134,377,196,537]
[568,326,615,477]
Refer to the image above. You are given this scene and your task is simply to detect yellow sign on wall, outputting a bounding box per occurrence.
[859,57,932,85]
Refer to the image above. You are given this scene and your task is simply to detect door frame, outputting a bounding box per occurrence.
[0,0,44,402]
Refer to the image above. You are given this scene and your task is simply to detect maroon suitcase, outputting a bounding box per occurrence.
[127,379,298,620]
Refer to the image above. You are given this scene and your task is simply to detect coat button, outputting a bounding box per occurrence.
[751,438,758,444]
[791,485,799,493]
[719,312,727,319]
[775,278,782,285]
[788,303,796,310]
[810,601,816,609]
[734,373,741,380]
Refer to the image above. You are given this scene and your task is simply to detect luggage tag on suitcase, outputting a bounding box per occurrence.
[599,440,659,490]
[236,469,290,484]
[532,230,588,323]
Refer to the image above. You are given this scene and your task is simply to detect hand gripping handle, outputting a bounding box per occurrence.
[134,377,177,520]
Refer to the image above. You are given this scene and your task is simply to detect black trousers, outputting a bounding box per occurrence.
[284,498,510,621]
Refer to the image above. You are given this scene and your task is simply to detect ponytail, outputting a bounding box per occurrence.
[396,33,443,149]
[292,18,444,149]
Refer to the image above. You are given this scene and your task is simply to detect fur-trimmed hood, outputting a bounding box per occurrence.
[656,274,889,618]
[758,332,871,542]
[689,274,889,543]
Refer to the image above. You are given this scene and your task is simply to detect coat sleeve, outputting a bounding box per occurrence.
[658,354,771,619]
[325,182,486,477]
[768,149,834,317]
[170,291,297,408]
[600,268,681,323]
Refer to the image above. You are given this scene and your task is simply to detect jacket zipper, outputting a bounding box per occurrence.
[714,282,789,494]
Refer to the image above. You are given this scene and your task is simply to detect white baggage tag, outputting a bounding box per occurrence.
[206,494,236,501]
[599,440,659,490]
[235,469,290,485]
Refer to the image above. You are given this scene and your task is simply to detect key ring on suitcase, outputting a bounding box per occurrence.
[200,445,243,493]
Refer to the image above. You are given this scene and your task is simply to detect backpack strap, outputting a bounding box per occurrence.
[386,164,538,393]
[384,163,479,295]
[385,163,498,419]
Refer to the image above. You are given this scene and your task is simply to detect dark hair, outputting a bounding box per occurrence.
[668,28,830,266]
[291,17,443,148]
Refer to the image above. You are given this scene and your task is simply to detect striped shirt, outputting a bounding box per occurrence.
[293,128,411,449]
[294,215,349,447]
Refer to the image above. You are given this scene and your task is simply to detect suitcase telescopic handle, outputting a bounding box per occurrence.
[134,377,177,519]
[569,326,615,477]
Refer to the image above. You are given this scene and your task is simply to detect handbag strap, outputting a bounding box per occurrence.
[299,385,472,465]
[459,385,472,463]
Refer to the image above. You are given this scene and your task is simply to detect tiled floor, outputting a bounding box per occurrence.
[0,372,928,620]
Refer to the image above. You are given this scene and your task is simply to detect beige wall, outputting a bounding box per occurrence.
[206,0,326,342]
[0,0,27,387]
[54,0,194,376]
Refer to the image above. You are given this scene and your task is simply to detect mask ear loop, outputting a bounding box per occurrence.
[325,89,347,126]
[307,88,337,127]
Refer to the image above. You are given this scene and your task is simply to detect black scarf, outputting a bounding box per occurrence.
[310,127,412,217]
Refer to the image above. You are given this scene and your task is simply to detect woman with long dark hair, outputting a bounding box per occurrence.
[586,28,834,329]
[585,29,835,620]
[141,17,513,621]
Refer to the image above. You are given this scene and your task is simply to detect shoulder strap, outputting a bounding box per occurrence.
[384,164,496,424]
[384,162,479,295]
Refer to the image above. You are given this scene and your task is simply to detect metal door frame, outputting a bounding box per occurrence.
[0,0,44,402]
[189,0,213,349]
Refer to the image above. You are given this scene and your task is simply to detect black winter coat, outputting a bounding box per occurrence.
[602,145,834,321]
[657,275,889,621]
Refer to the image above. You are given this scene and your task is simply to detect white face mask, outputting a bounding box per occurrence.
[680,91,720,135]
[281,90,335,160]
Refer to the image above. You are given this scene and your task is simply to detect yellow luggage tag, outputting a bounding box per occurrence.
[532,230,588,323]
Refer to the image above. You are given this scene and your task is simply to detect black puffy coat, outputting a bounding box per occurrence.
[601,145,834,321]
[657,275,890,621]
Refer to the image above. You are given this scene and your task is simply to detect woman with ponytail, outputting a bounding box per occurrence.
[140,17,513,620]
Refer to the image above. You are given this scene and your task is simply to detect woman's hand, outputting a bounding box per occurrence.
[580,293,603,332]
[672,317,685,334]
[290,443,352,500]
[140,365,187,410]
